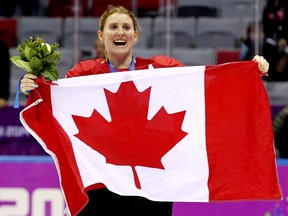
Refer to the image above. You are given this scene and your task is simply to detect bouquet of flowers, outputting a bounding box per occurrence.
[10,36,61,81]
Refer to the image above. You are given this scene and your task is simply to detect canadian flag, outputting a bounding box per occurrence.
[20,61,281,216]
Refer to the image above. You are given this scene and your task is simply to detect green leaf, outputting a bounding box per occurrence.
[19,52,28,61]
[24,46,32,60]
[41,43,52,57]
[35,46,42,53]
[54,51,61,60]
[41,65,59,81]
[25,46,38,60]
[10,56,32,72]
[43,52,60,64]
[28,40,34,47]
[35,37,45,44]
[29,56,43,71]
[16,44,24,53]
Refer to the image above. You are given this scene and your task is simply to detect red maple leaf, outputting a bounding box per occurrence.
[72,81,188,189]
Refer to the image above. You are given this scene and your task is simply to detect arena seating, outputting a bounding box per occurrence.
[151,17,196,48]
[176,0,221,17]
[17,16,62,45]
[196,17,242,49]
[62,17,100,49]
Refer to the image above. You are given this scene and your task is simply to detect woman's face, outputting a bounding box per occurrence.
[98,13,138,58]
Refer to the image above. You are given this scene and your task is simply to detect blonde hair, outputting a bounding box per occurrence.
[99,6,141,39]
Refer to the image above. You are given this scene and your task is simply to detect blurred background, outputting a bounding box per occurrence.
[0,0,288,215]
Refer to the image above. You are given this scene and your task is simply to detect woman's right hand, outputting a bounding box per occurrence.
[20,74,39,95]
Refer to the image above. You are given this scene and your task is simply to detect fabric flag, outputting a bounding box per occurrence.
[20,61,282,216]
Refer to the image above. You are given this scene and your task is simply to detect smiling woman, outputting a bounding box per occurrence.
[65,8,183,215]
[97,6,141,70]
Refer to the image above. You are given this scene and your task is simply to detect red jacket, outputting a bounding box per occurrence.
[66,55,184,77]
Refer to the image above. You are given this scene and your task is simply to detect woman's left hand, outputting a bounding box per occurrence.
[252,55,269,73]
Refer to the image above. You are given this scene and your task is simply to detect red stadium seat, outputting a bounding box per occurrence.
[91,0,131,17]
[0,18,17,48]
[47,0,89,18]
[216,48,241,64]
[137,0,160,17]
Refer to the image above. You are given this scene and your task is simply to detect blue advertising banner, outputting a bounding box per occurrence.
[0,157,287,216]
[0,106,46,155]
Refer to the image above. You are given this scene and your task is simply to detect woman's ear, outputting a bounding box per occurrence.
[98,30,104,42]
[133,32,139,45]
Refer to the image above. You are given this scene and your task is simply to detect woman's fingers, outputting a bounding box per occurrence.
[253,55,269,73]
[20,74,39,94]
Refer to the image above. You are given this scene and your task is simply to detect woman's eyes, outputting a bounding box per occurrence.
[109,24,131,31]
[123,25,131,30]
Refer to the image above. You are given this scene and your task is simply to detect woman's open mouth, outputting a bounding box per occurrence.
[114,40,127,46]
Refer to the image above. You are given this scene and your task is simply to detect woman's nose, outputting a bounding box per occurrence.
[117,28,124,35]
